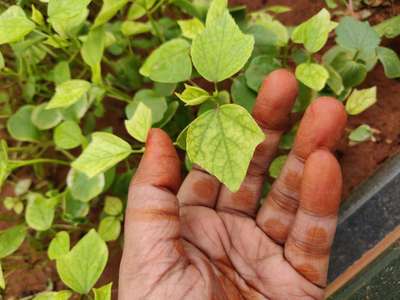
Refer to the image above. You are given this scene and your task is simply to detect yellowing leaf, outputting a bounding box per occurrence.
[192,11,254,82]
[47,80,91,109]
[125,102,152,143]
[72,132,132,178]
[206,0,227,26]
[178,18,205,39]
[140,38,192,83]
[98,216,121,241]
[94,0,129,28]
[103,196,123,216]
[32,291,72,300]
[0,6,35,45]
[0,262,4,289]
[346,87,377,115]
[54,121,83,150]
[25,193,57,231]
[93,282,112,300]
[48,231,70,260]
[187,104,265,192]
[0,225,26,259]
[31,5,44,26]
[292,9,337,53]
[295,63,329,91]
[175,84,210,106]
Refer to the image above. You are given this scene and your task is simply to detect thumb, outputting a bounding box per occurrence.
[120,129,183,288]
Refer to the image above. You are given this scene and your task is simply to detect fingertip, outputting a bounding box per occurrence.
[133,128,181,193]
[301,149,342,215]
[253,69,298,130]
[294,97,347,157]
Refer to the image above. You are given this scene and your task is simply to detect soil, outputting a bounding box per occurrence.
[1,0,400,299]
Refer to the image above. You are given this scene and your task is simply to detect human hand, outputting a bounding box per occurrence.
[119,69,347,300]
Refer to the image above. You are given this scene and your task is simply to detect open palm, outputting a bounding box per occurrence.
[119,70,347,300]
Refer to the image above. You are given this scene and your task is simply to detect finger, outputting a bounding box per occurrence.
[284,150,342,287]
[216,69,298,216]
[120,129,183,279]
[256,98,347,243]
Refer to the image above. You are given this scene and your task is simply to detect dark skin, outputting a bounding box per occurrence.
[119,70,347,300]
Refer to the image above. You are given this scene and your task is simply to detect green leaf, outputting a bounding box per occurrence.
[336,17,381,57]
[7,105,40,142]
[126,89,167,123]
[93,283,112,300]
[81,27,105,84]
[33,291,72,300]
[269,155,288,179]
[98,216,121,242]
[0,6,35,45]
[140,38,192,83]
[56,229,108,294]
[349,124,373,143]
[346,87,377,115]
[48,231,70,260]
[266,5,291,14]
[62,191,90,222]
[31,5,45,26]
[103,196,123,216]
[25,193,57,231]
[47,80,91,110]
[176,126,188,150]
[125,102,152,143]
[176,84,210,106]
[253,17,288,48]
[245,55,281,91]
[377,47,400,79]
[192,11,254,82]
[291,9,337,53]
[295,63,329,91]
[0,50,4,70]
[121,21,151,36]
[373,15,400,39]
[0,140,10,188]
[325,64,344,95]
[0,225,26,258]
[178,18,205,39]
[94,0,129,27]
[206,0,227,26]
[51,61,71,84]
[31,102,63,130]
[187,104,265,192]
[0,262,4,289]
[72,132,132,178]
[54,121,83,150]
[127,0,157,20]
[48,0,91,37]
[231,75,257,113]
[67,169,105,202]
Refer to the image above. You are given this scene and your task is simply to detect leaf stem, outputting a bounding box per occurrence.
[131,148,145,154]
[10,158,70,169]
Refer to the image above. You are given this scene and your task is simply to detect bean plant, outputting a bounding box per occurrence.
[0,0,399,298]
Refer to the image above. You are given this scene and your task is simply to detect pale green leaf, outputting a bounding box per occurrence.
[72,132,132,178]
[254,18,288,47]
[54,121,83,150]
[104,196,123,216]
[206,0,227,26]
[0,225,26,258]
[0,262,4,289]
[67,169,105,202]
[245,55,281,91]
[0,140,9,188]
[178,18,205,39]
[0,50,4,70]
[192,11,254,82]
[7,105,40,142]
[346,87,377,115]
[374,15,400,39]
[377,47,400,79]
[14,179,32,196]
[94,0,129,28]
[47,80,91,109]
[295,63,329,91]
[93,283,112,300]
[349,124,373,143]
[25,193,56,231]
[187,104,265,192]
[175,84,210,106]
[48,0,91,37]
[98,216,121,242]
[325,64,344,95]
[125,102,152,142]
[291,9,337,53]
[336,17,380,57]
[266,5,291,14]
[121,21,151,36]
[56,229,108,294]
[176,126,188,150]
[269,155,288,179]
[140,38,192,83]
[48,231,70,260]
[33,290,72,300]
[126,89,167,123]
[32,102,63,130]
[0,6,35,45]
[81,27,105,84]
[63,191,90,221]
[51,61,71,84]
[31,5,44,26]
[127,0,157,20]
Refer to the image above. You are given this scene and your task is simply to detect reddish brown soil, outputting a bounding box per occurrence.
[1,1,400,299]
